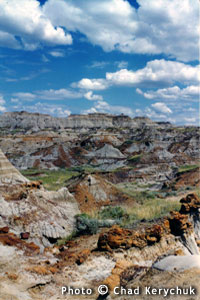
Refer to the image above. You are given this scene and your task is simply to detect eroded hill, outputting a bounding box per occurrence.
[0,112,199,300]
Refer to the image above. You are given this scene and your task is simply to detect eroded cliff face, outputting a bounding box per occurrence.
[0,111,150,131]
[0,166,200,300]
[0,150,80,250]
[0,112,199,194]
[0,113,199,300]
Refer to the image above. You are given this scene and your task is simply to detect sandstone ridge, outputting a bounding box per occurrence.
[0,111,156,131]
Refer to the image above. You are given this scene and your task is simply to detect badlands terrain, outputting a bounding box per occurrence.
[0,111,199,300]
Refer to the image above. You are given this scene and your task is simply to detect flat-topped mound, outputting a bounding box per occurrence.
[0,111,158,131]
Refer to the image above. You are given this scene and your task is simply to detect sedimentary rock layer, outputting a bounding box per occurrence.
[0,149,28,185]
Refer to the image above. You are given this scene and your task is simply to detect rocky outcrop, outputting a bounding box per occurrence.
[0,113,199,187]
[97,224,165,252]
[153,254,200,271]
[0,111,151,131]
[98,194,200,255]
[0,149,29,185]
[66,174,132,212]
[0,192,199,300]
[0,151,80,249]
[85,144,126,170]
[0,186,80,249]
[175,167,200,188]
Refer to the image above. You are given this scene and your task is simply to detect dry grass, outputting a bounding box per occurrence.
[124,197,181,222]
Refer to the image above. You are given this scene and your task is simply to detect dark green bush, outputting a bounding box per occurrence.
[98,206,125,220]
[75,214,99,235]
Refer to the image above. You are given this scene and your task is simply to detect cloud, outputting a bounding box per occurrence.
[82,100,134,116]
[4,68,50,83]
[84,91,103,101]
[135,103,199,125]
[13,92,36,101]
[49,50,65,57]
[0,30,21,49]
[88,60,128,69]
[0,95,6,112]
[151,102,172,114]
[0,0,72,50]
[142,107,169,120]
[10,98,20,103]
[73,78,108,90]
[11,102,71,117]
[74,59,199,93]
[0,106,6,112]
[137,85,199,101]
[43,0,198,61]
[106,60,199,87]
[89,61,109,69]
[36,88,82,100]
[183,117,197,125]
[0,95,6,105]
[115,61,128,69]
[41,54,49,62]
[14,88,82,101]
[1,0,198,61]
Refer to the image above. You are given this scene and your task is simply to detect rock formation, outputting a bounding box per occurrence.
[0,111,157,131]
[66,173,132,212]
[0,148,28,185]
[0,112,199,300]
[0,149,80,249]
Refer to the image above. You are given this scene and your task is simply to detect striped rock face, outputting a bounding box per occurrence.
[0,149,28,185]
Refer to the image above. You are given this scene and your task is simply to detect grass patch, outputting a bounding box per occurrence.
[124,198,181,224]
[116,182,157,204]
[115,183,181,223]
[128,154,142,162]
[98,206,125,220]
[178,164,199,174]
[21,168,80,191]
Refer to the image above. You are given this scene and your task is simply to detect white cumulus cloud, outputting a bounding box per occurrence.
[106,60,199,87]
[43,0,198,61]
[11,102,71,117]
[82,100,134,116]
[73,78,108,90]
[0,0,72,50]
[151,102,172,114]
[84,91,103,101]
[137,85,199,101]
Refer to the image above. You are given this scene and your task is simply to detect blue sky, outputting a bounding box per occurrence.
[0,0,199,125]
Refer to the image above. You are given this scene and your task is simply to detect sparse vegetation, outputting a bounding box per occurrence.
[124,198,181,224]
[178,164,199,174]
[57,231,77,246]
[128,154,142,162]
[116,183,157,204]
[98,206,125,220]
[114,184,181,223]
[21,168,79,190]
[75,213,99,235]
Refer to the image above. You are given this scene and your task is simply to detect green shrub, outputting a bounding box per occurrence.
[75,214,99,235]
[57,230,77,246]
[98,206,125,220]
